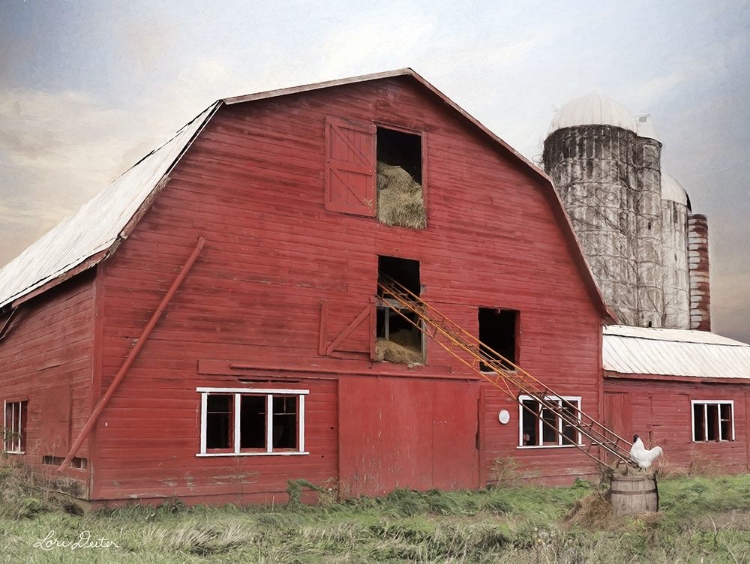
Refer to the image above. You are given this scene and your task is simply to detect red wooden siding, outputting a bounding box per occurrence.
[604,378,748,472]
[0,271,95,495]
[91,76,604,502]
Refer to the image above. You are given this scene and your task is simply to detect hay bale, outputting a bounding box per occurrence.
[375,338,423,365]
[377,163,426,229]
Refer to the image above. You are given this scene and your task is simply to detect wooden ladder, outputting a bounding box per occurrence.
[377,277,635,470]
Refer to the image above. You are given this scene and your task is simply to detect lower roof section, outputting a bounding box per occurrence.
[603,325,750,380]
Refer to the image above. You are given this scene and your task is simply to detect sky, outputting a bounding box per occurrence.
[1,0,748,341]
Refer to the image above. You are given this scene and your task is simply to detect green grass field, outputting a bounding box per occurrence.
[0,467,748,563]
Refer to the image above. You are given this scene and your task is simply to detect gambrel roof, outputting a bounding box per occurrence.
[0,69,613,320]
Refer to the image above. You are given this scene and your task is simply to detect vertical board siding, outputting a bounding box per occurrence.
[604,379,748,472]
[0,272,95,495]
[95,77,603,502]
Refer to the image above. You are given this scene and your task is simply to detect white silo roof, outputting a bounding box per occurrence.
[548,94,637,135]
[636,114,660,142]
[661,174,689,206]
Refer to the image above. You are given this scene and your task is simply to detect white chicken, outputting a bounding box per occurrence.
[629,434,663,470]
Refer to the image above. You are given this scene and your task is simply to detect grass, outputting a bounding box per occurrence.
[0,465,748,563]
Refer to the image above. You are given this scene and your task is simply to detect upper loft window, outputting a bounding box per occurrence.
[478,308,518,372]
[692,401,734,442]
[323,117,425,229]
[376,127,426,229]
[376,256,424,365]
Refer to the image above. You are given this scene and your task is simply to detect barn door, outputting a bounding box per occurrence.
[603,392,632,464]
[325,117,376,216]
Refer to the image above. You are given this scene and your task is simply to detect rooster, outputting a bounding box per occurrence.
[629,435,663,470]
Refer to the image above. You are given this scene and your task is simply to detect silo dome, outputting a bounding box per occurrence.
[548,94,637,136]
[661,174,689,206]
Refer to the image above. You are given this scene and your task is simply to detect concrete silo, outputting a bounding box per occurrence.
[543,95,640,325]
[660,174,691,328]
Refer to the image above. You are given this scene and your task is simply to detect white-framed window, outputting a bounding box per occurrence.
[691,400,734,442]
[196,387,308,457]
[3,400,27,454]
[518,395,582,448]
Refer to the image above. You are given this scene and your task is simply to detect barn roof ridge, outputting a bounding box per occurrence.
[0,70,612,322]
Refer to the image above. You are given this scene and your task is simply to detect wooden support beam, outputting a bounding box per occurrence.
[58,237,205,471]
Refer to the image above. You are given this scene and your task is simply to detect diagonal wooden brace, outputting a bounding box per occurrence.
[58,237,205,472]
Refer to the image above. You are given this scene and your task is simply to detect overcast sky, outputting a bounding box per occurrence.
[1,0,748,341]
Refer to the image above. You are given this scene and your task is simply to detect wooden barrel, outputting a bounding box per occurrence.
[610,474,659,516]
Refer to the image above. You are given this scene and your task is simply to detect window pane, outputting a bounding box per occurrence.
[521,400,538,445]
[720,404,733,441]
[706,404,719,441]
[206,395,233,450]
[561,401,578,445]
[240,396,266,449]
[273,396,297,449]
[541,406,557,444]
[693,403,704,441]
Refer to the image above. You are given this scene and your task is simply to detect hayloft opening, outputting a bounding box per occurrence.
[376,256,424,364]
[478,308,518,372]
[376,127,426,229]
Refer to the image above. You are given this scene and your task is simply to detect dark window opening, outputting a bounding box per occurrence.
[376,256,423,364]
[561,403,578,445]
[376,127,425,229]
[206,395,233,450]
[521,400,538,446]
[42,455,87,469]
[240,395,266,449]
[706,404,718,440]
[693,403,705,441]
[720,404,733,441]
[273,396,298,449]
[478,308,518,371]
[378,256,420,295]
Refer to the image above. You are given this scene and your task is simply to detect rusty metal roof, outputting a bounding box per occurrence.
[603,325,750,379]
[0,103,219,309]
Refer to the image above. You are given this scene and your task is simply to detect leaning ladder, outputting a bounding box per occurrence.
[377,277,634,470]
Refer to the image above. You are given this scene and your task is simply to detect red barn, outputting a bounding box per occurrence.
[0,69,745,507]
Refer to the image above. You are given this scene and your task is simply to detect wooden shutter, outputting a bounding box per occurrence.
[325,117,376,216]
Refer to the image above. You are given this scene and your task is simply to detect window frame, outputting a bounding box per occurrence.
[517,395,583,449]
[3,399,27,454]
[691,400,735,442]
[196,387,309,457]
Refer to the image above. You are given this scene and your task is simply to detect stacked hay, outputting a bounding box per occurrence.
[377,163,426,229]
[376,327,423,365]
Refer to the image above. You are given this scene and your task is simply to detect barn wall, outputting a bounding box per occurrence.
[604,377,748,472]
[93,77,603,502]
[0,271,96,497]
